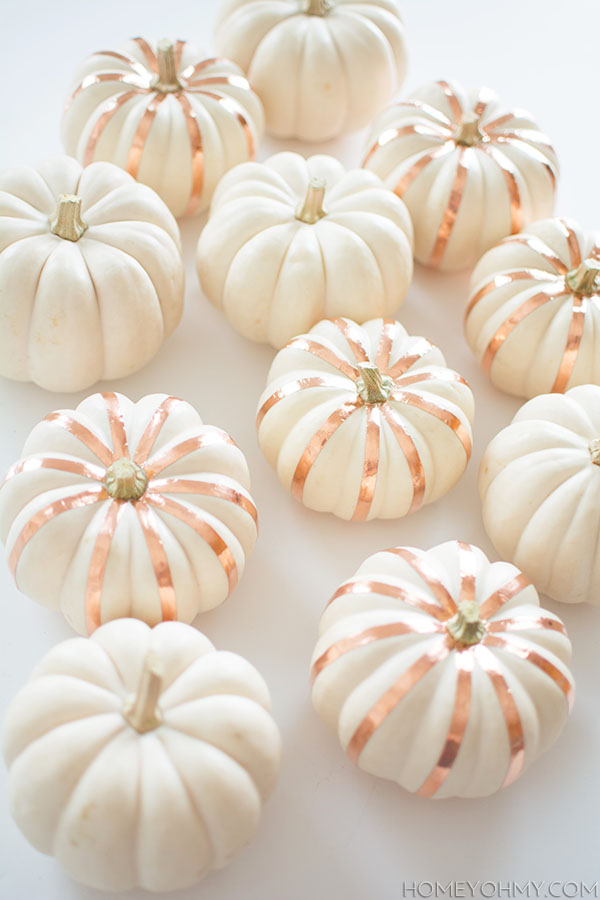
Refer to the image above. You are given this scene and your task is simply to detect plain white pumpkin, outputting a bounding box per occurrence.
[3,618,281,892]
[363,79,558,271]
[62,37,264,217]
[0,155,184,392]
[256,317,474,520]
[214,0,407,141]
[479,385,600,606]
[311,540,574,798]
[465,218,600,398]
[197,152,414,348]
[0,391,258,634]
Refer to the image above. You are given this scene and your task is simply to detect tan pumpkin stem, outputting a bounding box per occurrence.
[304,0,334,13]
[49,194,88,242]
[565,258,600,296]
[589,439,600,465]
[454,112,485,147]
[446,601,485,646]
[123,651,164,733]
[356,363,393,404]
[154,38,181,92]
[104,458,148,501]
[296,178,327,224]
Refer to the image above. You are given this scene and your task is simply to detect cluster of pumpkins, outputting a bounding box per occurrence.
[1,0,599,893]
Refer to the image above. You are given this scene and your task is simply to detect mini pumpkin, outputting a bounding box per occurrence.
[480,385,600,606]
[311,540,574,798]
[62,37,264,217]
[0,156,184,392]
[3,618,281,892]
[214,0,407,141]
[0,392,258,634]
[256,317,473,520]
[465,218,600,398]
[197,152,414,348]
[363,79,558,271]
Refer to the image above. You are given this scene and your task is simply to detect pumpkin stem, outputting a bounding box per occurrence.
[304,0,334,13]
[104,458,148,501]
[454,112,485,147]
[565,258,600,296]
[49,194,88,242]
[356,363,394,404]
[123,652,163,733]
[589,439,600,465]
[296,178,327,224]
[153,38,181,92]
[446,601,485,646]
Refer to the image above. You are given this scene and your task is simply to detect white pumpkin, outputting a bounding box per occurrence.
[197,152,414,348]
[311,540,574,798]
[480,385,600,606]
[0,155,184,392]
[3,618,281,892]
[62,37,264,217]
[465,218,600,398]
[363,79,558,271]
[214,0,407,141]
[256,317,474,520]
[0,391,258,634]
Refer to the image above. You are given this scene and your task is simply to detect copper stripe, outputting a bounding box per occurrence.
[393,142,455,198]
[483,112,515,132]
[65,72,145,114]
[436,80,463,121]
[192,91,254,160]
[417,651,474,797]
[487,615,567,636]
[173,39,185,71]
[390,390,472,458]
[146,493,237,592]
[363,122,450,167]
[481,143,522,234]
[92,50,150,79]
[331,317,371,363]
[386,338,435,379]
[256,375,348,430]
[556,219,582,268]
[375,319,398,370]
[145,431,235,479]
[176,91,205,215]
[503,233,568,274]
[346,640,450,765]
[472,88,491,119]
[84,90,146,166]
[381,405,425,515]
[429,147,469,267]
[147,478,258,525]
[102,392,129,459]
[180,58,229,81]
[385,547,457,615]
[43,412,113,467]
[475,644,525,786]
[311,620,443,682]
[326,578,448,621]
[283,337,359,380]
[484,634,574,711]
[132,37,157,71]
[135,500,177,622]
[395,369,468,389]
[465,269,555,320]
[133,396,184,466]
[457,541,477,605]
[386,98,453,129]
[85,500,122,634]
[479,573,532,619]
[1,456,105,490]
[9,488,107,578]
[551,295,585,393]
[352,406,381,521]
[126,93,166,178]
[490,135,557,189]
[187,74,250,91]
[291,402,361,503]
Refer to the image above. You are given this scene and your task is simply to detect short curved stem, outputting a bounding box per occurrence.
[49,194,88,242]
[454,112,485,147]
[565,259,600,296]
[296,178,327,224]
[589,439,600,465]
[304,0,334,13]
[153,38,181,92]
[123,652,163,733]
[356,363,393,404]
[446,601,485,646]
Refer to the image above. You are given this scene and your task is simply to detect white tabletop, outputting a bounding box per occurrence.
[1,1,599,897]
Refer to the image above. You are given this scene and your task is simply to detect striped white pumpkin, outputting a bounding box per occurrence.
[363,79,558,271]
[0,392,258,634]
[311,541,574,798]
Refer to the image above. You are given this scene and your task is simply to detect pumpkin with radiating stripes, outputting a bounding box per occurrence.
[363,79,558,271]
[465,218,600,398]
[311,541,574,799]
[256,317,474,520]
[0,392,258,635]
[61,37,264,217]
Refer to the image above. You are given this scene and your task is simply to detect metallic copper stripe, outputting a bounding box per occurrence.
[352,406,381,521]
[190,91,254,159]
[436,80,463,121]
[487,615,567,636]
[43,412,113,467]
[102,392,129,459]
[326,578,448,621]
[393,142,455,198]
[92,50,150,79]
[147,478,258,526]
[475,644,525,786]
[390,390,472,458]
[346,640,450,765]
[174,39,185,70]
[485,634,574,711]
[381,404,425,515]
[85,499,122,634]
[256,375,346,430]
[132,37,157,71]
[180,58,229,81]
[1,456,105,490]
[291,402,361,503]
[483,112,515,132]
[503,233,568,274]
[465,269,554,320]
[187,74,250,91]
[386,98,453,129]
[481,143,522,234]
[146,493,237,592]
[556,219,582,268]
[479,573,532,619]
[9,488,107,578]
[311,620,443,682]
[176,91,205,215]
[490,134,557,189]
[457,541,477,605]
[331,317,371,362]
[429,146,469,267]
[385,547,457,615]
[145,431,235,479]
[395,370,468,389]
[362,122,450,167]
[472,88,491,119]
[375,319,398,371]
[135,500,177,622]
[84,90,146,166]
[417,651,474,797]
[283,337,359,379]
[386,338,435,379]
[65,72,144,114]
[126,93,166,179]
[551,295,585,393]
[133,396,184,466]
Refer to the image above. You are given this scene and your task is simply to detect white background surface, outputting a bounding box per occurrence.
[1,1,600,898]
